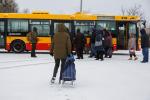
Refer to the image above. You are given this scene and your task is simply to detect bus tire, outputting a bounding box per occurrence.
[11,40,25,53]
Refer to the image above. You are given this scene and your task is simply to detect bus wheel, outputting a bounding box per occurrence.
[11,40,25,53]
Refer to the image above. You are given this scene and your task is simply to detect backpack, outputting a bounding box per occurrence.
[95,34,102,46]
[27,32,37,43]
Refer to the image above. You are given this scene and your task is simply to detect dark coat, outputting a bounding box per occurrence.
[140,29,149,48]
[51,24,71,59]
[90,32,96,44]
[74,32,85,49]
[104,32,112,48]
[95,31,104,52]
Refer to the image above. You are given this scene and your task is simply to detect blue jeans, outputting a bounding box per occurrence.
[142,48,149,62]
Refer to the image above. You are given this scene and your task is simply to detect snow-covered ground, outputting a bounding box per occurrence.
[0,50,150,100]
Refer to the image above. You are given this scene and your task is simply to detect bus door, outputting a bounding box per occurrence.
[116,22,128,49]
[0,20,5,48]
[128,22,138,50]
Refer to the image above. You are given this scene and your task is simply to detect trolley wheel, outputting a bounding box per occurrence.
[11,40,25,53]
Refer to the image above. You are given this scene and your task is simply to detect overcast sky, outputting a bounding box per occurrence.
[16,0,150,22]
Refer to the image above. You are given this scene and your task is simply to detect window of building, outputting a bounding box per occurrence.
[0,21,4,32]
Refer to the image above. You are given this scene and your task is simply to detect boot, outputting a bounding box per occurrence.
[95,58,99,60]
[134,57,138,60]
[51,77,56,84]
[100,58,104,61]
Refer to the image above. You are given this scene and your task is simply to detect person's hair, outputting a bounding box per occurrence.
[103,28,106,31]
[33,27,37,32]
[92,28,96,33]
[77,28,80,33]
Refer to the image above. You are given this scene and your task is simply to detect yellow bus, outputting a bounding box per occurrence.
[96,15,140,50]
[0,12,140,53]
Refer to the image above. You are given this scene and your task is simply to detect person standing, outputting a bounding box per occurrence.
[95,30,104,61]
[89,28,96,58]
[27,27,38,57]
[103,30,112,58]
[128,33,138,60]
[50,24,71,84]
[74,28,85,59]
[140,28,149,63]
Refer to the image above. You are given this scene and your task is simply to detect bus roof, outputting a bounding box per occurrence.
[0,12,140,21]
[96,15,140,21]
[73,12,97,20]
[0,12,97,20]
[115,16,140,21]
[0,13,71,20]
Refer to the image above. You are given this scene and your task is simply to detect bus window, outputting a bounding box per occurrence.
[54,22,71,33]
[74,21,95,36]
[8,19,28,34]
[97,21,116,30]
[96,21,116,37]
[129,23,136,35]
[0,21,4,32]
[30,20,50,37]
[0,21,4,47]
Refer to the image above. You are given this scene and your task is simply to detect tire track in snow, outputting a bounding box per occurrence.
[0,61,54,70]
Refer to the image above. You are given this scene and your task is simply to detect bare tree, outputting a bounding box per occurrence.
[121,6,126,16]
[121,4,148,28]
[0,0,18,13]
[127,4,145,20]
[121,4,145,20]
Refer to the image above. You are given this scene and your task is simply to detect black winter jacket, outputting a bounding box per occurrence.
[140,29,149,48]
[90,32,96,44]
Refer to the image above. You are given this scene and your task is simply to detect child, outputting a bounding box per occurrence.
[128,33,138,60]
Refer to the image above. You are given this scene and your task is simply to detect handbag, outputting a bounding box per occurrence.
[95,41,102,46]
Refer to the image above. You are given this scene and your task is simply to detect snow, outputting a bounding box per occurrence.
[0,50,150,100]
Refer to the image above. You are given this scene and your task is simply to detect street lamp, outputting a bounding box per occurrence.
[80,0,83,12]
